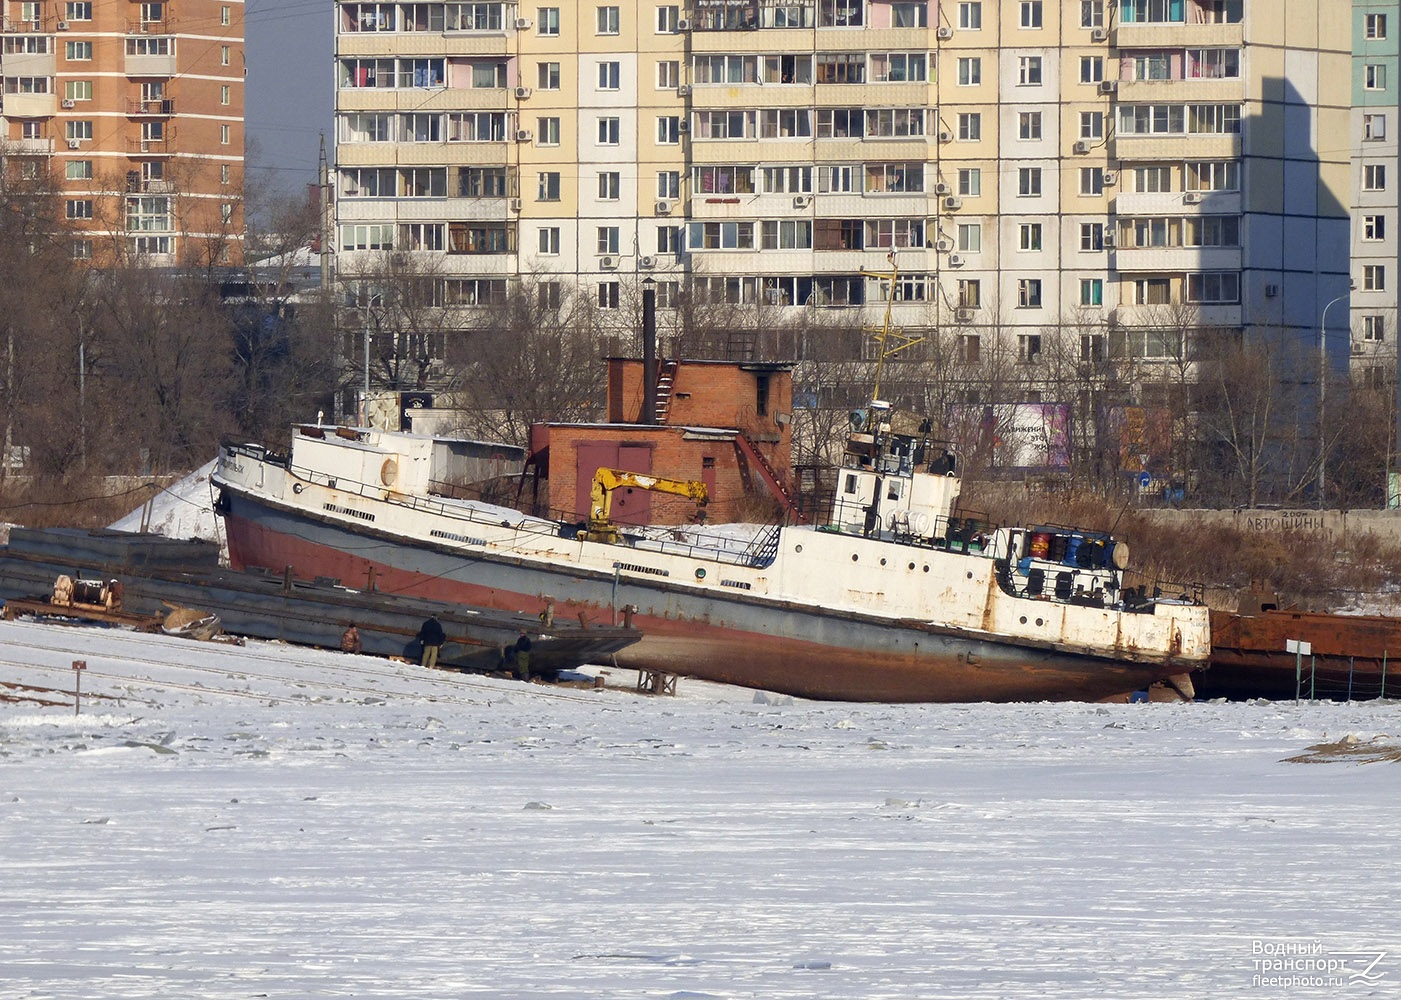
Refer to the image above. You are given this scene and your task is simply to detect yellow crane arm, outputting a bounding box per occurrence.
[585,468,710,541]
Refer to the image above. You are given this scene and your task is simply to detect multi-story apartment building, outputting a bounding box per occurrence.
[1351,0,1398,388]
[0,0,245,265]
[332,0,1351,400]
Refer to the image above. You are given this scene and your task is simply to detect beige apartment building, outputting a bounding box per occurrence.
[0,0,246,265]
[332,1,1352,387]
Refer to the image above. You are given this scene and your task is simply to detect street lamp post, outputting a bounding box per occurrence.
[1318,288,1351,508]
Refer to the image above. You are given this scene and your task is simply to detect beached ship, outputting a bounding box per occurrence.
[211,404,1210,703]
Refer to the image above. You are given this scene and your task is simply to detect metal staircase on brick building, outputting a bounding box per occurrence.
[652,360,679,424]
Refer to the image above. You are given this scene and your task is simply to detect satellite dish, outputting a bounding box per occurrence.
[850,410,866,431]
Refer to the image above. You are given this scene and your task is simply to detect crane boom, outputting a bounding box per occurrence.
[582,468,709,543]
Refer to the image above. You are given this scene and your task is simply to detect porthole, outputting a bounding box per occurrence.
[880,558,887,566]
[908,562,916,570]
[1035,618,1044,627]
[695,568,706,580]
[795,544,803,553]
[1019,616,1027,625]
[923,565,930,573]
[966,572,973,579]
[852,554,859,562]
[292,483,304,495]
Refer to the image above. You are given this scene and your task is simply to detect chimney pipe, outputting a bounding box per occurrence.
[641,278,657,425]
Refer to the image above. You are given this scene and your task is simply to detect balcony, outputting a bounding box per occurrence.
[125,48,177,78]
[4,136,53,154]
[127,136,173,155]
[127,98,175,116]
[127,19,171,35]
[2,92,58,117]
[1113,19,1244,50]
[1,17,50,33]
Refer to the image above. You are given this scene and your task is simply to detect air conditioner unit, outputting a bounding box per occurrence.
[937,130,953,143]
[943,195,962,211]
[67,138,81,149]
[676,120,689,134]
[514,128,533,142]
[1073,140,1091,155]
[1098,80,1118,95]
[1101,233,1115,249]
[655,199,672,215]
[677,84,692,97]
[676,18,691,31]
[639,255,656,269]
[955,307,974,322]
[793,194,812,208]
[1090,27,1107,42]
[934,181,951,195]
[509,197,522,211]
[1352,342,1365,355]
[1264,283,1280,298]
[936,25,953,40]
[513,86,532,100]
[61,99,76,109]
[934,238,953,253]
[1101,170,1117,186]
[1182,190,1201,204]
[600,254,619,270]
[948,253,965,267]
[514,17,532,29]
[56,20,69,30]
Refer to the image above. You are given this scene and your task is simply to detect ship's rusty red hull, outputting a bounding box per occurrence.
[1202,608,1401,700]
[219,496,1192,704]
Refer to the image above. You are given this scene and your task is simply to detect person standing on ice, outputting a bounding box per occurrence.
[417,615,446,668]
[340,623,362,654]
[512,630,532,681]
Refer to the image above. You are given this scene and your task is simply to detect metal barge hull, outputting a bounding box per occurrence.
[0,528,639,675]
[218,487,1200,703]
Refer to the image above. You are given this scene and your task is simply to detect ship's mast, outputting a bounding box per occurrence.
[858,251,925,409]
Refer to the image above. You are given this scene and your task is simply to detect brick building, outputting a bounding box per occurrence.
[535,358,795,525]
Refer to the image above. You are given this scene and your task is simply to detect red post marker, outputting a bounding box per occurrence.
[72,660,87,716]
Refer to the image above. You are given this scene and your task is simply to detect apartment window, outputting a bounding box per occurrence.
[1081,333,1106,361]
[1363,315,1387,342]
[657,60,680,89]
[1080,111,1104,139]
[1365,265,1386,291]
[1018,57,1042,85]
[1367,13,1387,39]
[1018,112,1042,140]
[598,61,621,90]
[538,282,563,310]
[1133,278,1171,305]
[957,223,981,252]
[958,334,981,363]
[1364,215,1386,241]
[1366,65,1387,91]
[341,225,394,250]
[958,279,981,308]
[537,7,560,34]
[598,282,620,308]
[872,52,926,82]
[222,5,230,26]
[1186,160,1238,191]
[1187,48,1240,79]
[1135,165,1173,192]
[657,225,681,253]
[762,165,811,193]
[65,80,93,102]
[1017,278,1043,307]
[221,85,231,105]
[1020,1,1042,28]
[447,111,506,141]
[1080,222,1104,250]
[957,57,981,86]
[958,2,981,29]
[1185,272,1240,303]
[20,121,43,139]
[1080,56,1103,83]
[1080,167,1105,195]
[598,172,621,200]
[658,170,681,198]
[598,117,621,144]
[65,120,92,141]
[657,4,680,31]
[65,2,92,18]
[1365,164,1387,191]
[1081,1,1104,27]
[65,199,93,220]
[1018,167,1042,196]
[221,46,230,66]
[1185,216,1239,246]
[66,160,93,180]
[221,165,231,185]
[1080,278,1104,307]
[537,171,560,201]
[597,226,620,254]
[657,116,681,144]
[958,168,981,196]
[958,113,981,140]
[890,2,926,27]
[71,239,92,261]
[538,227,561,254]
[761,220,814,250]
[220,125,231,144]
[537,116,561,145]
[1018,223,1042,251]
[1365,114,1387,141]
[597,5,620,34]
[1018,334,1042,363]
[538,62,561,89]
[65,40,91,60]
[401,223,443,251]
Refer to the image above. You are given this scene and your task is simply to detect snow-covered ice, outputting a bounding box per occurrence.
[1,617,1399,998]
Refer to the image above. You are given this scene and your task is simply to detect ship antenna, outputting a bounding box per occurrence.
[859,251,924,409]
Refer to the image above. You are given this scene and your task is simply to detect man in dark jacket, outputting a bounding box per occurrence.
[417,614,446,668]
[513,630,532,680]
